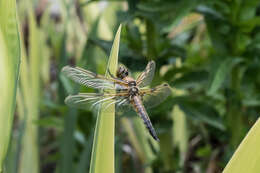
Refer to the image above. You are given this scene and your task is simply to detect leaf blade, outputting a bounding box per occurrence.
[223,118,260,173]
[0,0,20,171]
[89,24,122,173]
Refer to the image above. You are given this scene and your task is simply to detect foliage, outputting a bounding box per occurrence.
[0,0,20,172]
[89,24,121,173]
[18,8,41,173]
[223,118,260,173]
[2,0,260,172]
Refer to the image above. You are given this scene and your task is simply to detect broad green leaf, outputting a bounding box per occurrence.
[238,0,260,21]
[175,96,225,130]
[223,118,260,173]
[204,18,228,54]
[0,0,20,171]
[208,58,233,95]
[169,70,208,89]
[207,58,243,96]
[89,24,122,173]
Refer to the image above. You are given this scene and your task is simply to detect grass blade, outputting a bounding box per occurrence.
[223,118,260,173]
[0,0,20,171]
[172,105,188,165]
[18,9,41,173]
[60,109,77,173]
[89,24,122,173]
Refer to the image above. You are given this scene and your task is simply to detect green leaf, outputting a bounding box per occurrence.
[60,109,78,173]
[0,0,20,171]
[172,105,188,165]
[207,58,243,96]
[169,70,208,89]
[175,96,225,130]
[89,24,122,173]
[18,9,41,173]
[223,118,260,173]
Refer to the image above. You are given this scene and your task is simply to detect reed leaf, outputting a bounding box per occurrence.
[223,118,260,173]
[0,0,20,171]
[18,9,40,173]
[89,24,121,173]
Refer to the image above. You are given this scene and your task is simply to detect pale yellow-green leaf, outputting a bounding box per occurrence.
[172,105,188,165]
[80,1,113,40]
[0,0,20,171]
[18,8,40,173]
[171,61,188,166]
[89,24,121,173]
[102,2,124,32]
[223,118,260,173]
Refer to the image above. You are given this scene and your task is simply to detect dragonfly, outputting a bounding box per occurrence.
[62,61,171,141]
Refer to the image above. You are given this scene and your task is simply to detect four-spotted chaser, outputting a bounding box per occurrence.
[62,61,171,141]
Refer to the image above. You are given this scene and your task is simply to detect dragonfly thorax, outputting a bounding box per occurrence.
[128,81,136,87]
[129,86,139,96]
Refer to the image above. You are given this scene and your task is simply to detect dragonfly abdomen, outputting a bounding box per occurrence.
[132,96,159,141]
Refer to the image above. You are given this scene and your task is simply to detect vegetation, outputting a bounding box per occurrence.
[1,0,260,172]
[0,0,20,172]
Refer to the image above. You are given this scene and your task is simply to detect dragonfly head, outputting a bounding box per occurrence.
[117,66,129,79]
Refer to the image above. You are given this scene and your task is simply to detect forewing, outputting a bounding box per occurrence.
[62,66,128,89]
[136,61,155,87]
[139,83,172,109]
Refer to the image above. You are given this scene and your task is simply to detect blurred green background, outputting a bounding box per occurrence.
[3,0,260,172]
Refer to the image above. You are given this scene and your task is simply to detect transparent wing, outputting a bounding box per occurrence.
[62,66,128,89]
[65,92,130,111]
[115,97,134,113]
[139,83,172,109]
[136,61,155,87]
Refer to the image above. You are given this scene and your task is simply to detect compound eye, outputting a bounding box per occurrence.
[119,67,124,73]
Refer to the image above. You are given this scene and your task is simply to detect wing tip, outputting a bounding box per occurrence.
[64,95,71,104]
[149,60,155,64]
[161,83,171,90]
[149,60,156,67]
[61,65,71,73]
